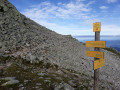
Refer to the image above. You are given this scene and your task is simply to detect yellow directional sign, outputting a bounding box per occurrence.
[86,41,106,48]
[94,59,105,70]
[86,51,104,59]
[93,22,101,32]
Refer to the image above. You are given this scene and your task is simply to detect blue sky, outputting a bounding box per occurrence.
[9,0,120,35]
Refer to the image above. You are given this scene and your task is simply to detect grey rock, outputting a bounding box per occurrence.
[0,77,16,80]
[44,80,51,83]
[55,82,74,90]
[0,77,20,86]
[36,83,41,86]
[24,80,29,83]
[38,72,45,76]
[0,0,120,89]
[1,80,19,86]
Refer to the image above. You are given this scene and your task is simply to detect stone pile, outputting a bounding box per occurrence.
[0,0,120,89]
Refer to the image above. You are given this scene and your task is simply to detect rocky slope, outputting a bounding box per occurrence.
[0,0,120,89]
[0,55,107,90]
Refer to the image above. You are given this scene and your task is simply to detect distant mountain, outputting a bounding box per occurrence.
[73,35,120,37]
[113,47,120,52]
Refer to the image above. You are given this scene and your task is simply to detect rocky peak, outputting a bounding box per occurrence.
[0,0,15,12]
[0,0,7,11]
[0,0,120,89]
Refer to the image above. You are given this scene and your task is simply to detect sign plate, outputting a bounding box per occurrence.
[93,22,101,32]
[86,41,106,48]
[86,51,104,59]
[94,59,105,70]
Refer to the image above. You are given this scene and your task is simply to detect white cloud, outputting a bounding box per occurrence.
[22,1,58,19]
[22,0,94,19]
[101,24,120,35]
[21,0,120,35]
[20,0,98,35]
[100,6,108,9]
[84,18,100,25]
[118,5,120,7]
[107,0,117,3]
[29,17,93,35]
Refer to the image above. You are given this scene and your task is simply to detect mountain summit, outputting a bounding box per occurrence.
[0,0,120,89]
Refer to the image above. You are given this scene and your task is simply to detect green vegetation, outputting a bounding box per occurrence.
[104,47,120,57]
[0,55,111,89]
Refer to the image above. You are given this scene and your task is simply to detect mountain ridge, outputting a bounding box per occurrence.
[0,0,120,89]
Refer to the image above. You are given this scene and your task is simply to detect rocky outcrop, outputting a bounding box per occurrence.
[0,0,120,89]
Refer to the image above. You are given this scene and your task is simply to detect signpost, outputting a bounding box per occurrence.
[93,22,101,32]
[86,22,106,90]
[86,51,104,59]
[86,41,106,48]
[94,59,105,70]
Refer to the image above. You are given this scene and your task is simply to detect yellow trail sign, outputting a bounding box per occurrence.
[93,22,101,32]
[86,51,104,59]
[94,59,105,70]
[86,41,106,48]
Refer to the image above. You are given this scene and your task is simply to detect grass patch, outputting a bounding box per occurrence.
[104,47,120,57]
[0,56,13,64]
[0,55,111,89]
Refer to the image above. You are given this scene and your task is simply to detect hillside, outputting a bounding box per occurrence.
[0,0,120,89]
[0,55,105,90]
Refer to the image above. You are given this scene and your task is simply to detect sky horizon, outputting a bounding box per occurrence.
[9,0,120,36]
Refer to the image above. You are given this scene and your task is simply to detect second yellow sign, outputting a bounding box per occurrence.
[86,51,104,59]
[86,41,106,48]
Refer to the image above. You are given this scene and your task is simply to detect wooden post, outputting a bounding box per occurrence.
[94,32,100,90]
